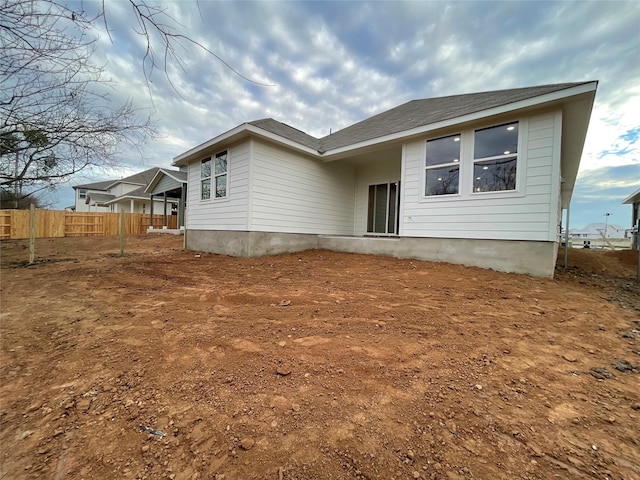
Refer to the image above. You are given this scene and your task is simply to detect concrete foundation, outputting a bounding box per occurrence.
[185,230,558,277]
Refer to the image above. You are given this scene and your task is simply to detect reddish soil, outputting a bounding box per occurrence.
[1,235,638,480]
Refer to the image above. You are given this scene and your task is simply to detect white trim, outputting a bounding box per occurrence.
[622,187,640,205]
[549,110,563,241]
[398,144,407,236]
[144,168,186,193]
[247,138,254,230]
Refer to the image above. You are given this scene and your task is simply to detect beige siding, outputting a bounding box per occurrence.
[401,110,561,241]
[250,139,355,234]
[186,141,250,230]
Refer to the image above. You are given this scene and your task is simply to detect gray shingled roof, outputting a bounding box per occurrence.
[86,192,116,204]
[121,167,161,186]
[247,82,591,153]
[74,180,113,191]
[74,167,160,191]
[157,168,187,182]
[248,119,320,150]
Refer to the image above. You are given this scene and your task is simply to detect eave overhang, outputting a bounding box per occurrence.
[172,82,598,194]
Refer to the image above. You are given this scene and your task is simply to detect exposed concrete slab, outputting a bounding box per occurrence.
[185,230,558,277]
[186,230,318,257]
[318,235,557,277]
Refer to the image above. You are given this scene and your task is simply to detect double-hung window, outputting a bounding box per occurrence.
[425,134,460,196]
[200,150,228,200]
[473,122,518,192]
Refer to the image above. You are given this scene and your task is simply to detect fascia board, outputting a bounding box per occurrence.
[143,171,162,193]
[622,187,640,205]
[144,169,187,194]
[320,82,599,160]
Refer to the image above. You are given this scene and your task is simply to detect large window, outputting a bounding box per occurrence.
[473,122,518,192]
[78,188,87,199]
[425,134,460,196]
[200,150,228,200]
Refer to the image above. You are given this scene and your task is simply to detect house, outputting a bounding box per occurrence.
[172,81,598,277]
[144,168,188,230]
[72,168,180,216]
[569,222,628,249]
[623,187,640,249]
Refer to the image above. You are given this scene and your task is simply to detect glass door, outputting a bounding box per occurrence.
[367,181,400,234]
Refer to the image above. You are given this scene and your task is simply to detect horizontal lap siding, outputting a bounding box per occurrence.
[250,140,355,234]
[186,141,250,230]
[401,111,559,241]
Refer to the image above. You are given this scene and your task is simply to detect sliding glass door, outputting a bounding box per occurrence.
[367,181,400,234]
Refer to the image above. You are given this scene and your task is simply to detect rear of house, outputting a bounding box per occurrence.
[173,82,597,277]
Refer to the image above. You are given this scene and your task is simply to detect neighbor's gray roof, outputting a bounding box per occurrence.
[74,167,160,191]
[86,192,116,204]
[121,167,161,186]
[105,186,152,203]
[74,180,113,191]
[248,82,592,153]
[157,168,187,182]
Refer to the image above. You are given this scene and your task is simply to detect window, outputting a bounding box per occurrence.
[367,182,400,234]
[201,157,211,200]
[201,150,228,200]
[473,122,518,192]
[214,151,228,198]
[79,188,87,199]
[425,134,460,196]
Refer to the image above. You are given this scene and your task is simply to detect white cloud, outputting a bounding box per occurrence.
[44,0,638,225]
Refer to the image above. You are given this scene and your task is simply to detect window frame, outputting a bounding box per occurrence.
[366,181,401,236]
[424,133,462,197]
[78,188,87,199]
[420,118,525,202]
[200,157,212,200]
[200,150,229,202]
[471,122,519,194]
[213,150,228,199]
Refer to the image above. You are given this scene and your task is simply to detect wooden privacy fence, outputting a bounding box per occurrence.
[0,210,178,240]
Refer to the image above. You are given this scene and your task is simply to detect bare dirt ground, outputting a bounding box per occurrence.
[1,235,638,480]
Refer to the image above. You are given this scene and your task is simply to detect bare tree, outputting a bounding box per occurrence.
[1,0,270,207]
[0,0,153,205]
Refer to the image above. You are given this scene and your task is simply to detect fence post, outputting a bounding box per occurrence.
[29,203,35,264]
[120,209,125,256]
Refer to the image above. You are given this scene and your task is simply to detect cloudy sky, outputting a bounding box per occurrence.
[59,0,639,229]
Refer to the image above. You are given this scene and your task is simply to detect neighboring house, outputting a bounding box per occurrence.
[172,81,597,277]
[72,168,179,215]
[72,179,114,212]
[570,223,627,239]
[623,187,640,249]
[144,168,188,229]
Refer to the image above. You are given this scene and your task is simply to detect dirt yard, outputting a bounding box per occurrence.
[1,235,638,480]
